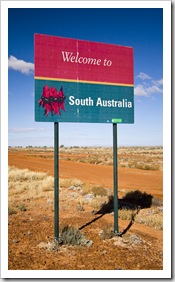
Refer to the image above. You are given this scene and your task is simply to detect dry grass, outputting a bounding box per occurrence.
[38,239,60,252]
[8,166,54,204]
[8,166,47,181]
[118,207,163,230]
[118,209,134,221]
[59,178,83,188]
[8,166,55,211]
[89,196,108,210]
[8,166,163,230]
[8,166,82,200]
[135,209,163,230]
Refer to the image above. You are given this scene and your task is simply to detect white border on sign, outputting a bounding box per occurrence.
[1,0,171,279]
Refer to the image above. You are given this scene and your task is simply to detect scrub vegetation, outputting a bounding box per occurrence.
[8,166,162,230]
[10,146,163,171]
[8,147,163,270]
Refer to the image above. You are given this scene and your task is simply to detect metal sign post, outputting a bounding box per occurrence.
[54,122,59,240]
[113,123,119,234]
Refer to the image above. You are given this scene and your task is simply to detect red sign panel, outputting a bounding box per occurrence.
[35,34,134,86]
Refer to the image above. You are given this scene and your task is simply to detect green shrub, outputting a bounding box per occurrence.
[60,225,92,246]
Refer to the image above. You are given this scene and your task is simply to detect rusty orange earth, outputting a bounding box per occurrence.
[8,149,163,271]
[8,150,163,199]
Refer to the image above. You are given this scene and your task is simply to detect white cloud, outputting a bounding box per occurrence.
[152,79,163,86]
[137,72,152,80]
[134,84,148,96]
[134,78,163,97]
[9,128,45,133]
[147,85,162,94]
[8,55,34,75]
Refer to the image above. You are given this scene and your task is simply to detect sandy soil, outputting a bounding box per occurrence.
[8,149,163,271]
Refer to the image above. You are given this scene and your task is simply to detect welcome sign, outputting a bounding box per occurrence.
[35,34,134,123]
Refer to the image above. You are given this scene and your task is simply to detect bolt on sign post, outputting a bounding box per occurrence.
[34,34,134,237]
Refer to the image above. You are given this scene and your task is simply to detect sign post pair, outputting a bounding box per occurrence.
[34,33,134,239]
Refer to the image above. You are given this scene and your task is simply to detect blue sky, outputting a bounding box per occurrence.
[8,6,164,147]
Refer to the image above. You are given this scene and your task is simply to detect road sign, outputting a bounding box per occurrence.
[35,34,134,123]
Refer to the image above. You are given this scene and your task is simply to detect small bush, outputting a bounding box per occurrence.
[60,225,92,246]
[82,184,108,197]
[118,209,133,221]
[136,214,163,230]
[76,204,85,212]
[143,164,160,171]
[90,197,107,210]
[127,162,160,171]
[82,184,93,195]
[92,186,107,197]
[152,196,162,207]
[18,204,27,212]
[100,228,114,240]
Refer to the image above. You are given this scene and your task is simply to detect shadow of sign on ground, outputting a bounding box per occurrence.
[79,190,153,235]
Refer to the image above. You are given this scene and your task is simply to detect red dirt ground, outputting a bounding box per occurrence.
[8,150,163,271]
[8,150,163,199]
